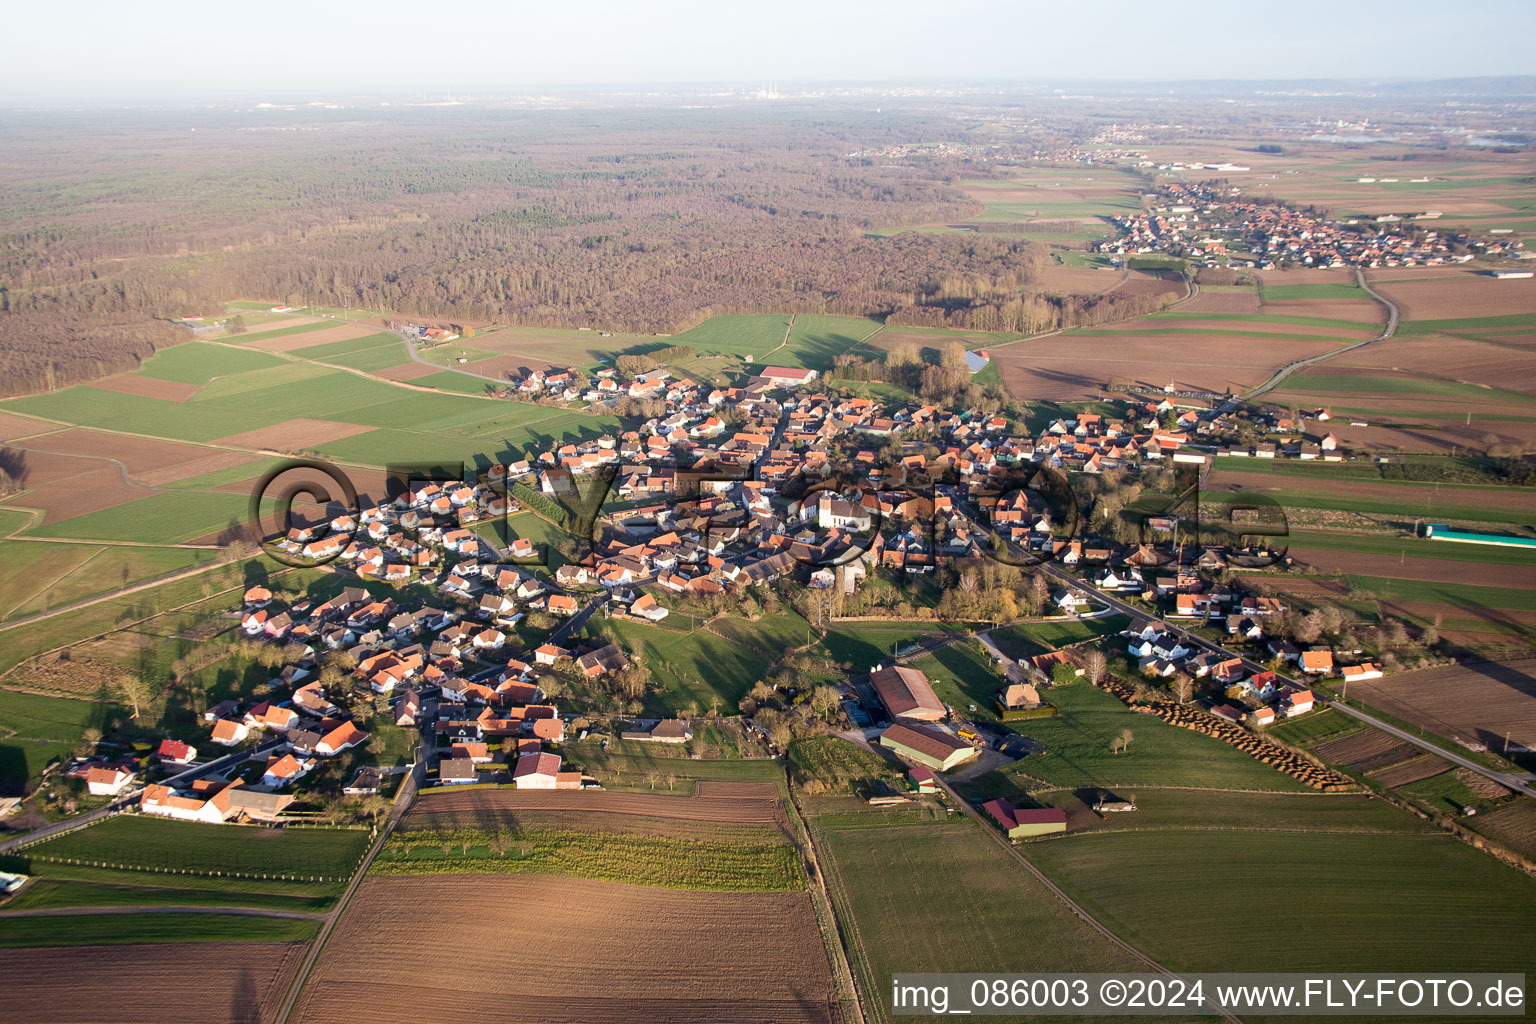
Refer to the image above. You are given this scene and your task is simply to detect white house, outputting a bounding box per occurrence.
[85,766,134,797]
[210,719,250,747]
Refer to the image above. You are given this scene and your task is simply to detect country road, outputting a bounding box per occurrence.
[1247,267,1400,399]
[271,761,421,1024]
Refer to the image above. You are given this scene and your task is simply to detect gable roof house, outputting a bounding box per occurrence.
[86,765,135,797]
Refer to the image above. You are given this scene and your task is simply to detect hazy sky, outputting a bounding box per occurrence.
[7,0,1535,105]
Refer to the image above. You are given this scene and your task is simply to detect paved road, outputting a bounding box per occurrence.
[272,760,421,1024]
[1248,267,1400,399]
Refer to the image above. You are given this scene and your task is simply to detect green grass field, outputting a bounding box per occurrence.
[0,557,254,676]
[591,617,766,716]
[137,343,285,385]
[1027,829,1536,975]
[0,542,210,620]
[1,874,340,913]
[1287,529,1536,568]
[25,815,371,879]
[779,315,884,369]
[813,817,1142,1024]
[25,491,254,545]
[668,315,792,360]
[0,691,114,795]
[968,681,1312,797]
[1146,310,1381,332]
[1260,282,1366,301]
[820,623,957,667]
[1265,706,1366,747]
[0,911,320,947]
[560,746,782,794]
[1343,574,1536,611]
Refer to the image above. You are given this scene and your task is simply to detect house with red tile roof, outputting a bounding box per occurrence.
[513,751,562,789]
[314,721,370,756]
[210,719,249,746]
[157,739,197,765]
[262,754,315,788]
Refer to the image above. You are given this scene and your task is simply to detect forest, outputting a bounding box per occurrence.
[2,104,1063,395]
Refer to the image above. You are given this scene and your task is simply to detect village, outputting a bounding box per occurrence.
[47,352,1411,843]
[1097,180,1526,269]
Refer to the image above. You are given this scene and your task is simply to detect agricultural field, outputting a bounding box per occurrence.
[0,912,319,948]
[293,874,839,1024]
[22,815,372,879]
[810,814,1143,1024]
[568,745,783,794]
[1337,659,1536,750]
[1026,828,1536,976]
[403,784,790,840]
[6,940,309,1024]
[1026,787,1426,838]
[963,680,1314,798]
[375,825,801,890]
[989,306,1369,402]
[0,690,115,796]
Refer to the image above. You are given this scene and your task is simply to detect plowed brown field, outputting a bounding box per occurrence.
[293,875,838,1024]
[244,323,374,352]
[6,941,306,1024]
[20,429,256,486]
[1183,289,1261,313]
[404,786,789,838]
[1372,273,1536,321]
[992,331,1340,401]
[210,418,375,451]
[1343,659,1536,749]
[0,448,154,524]
[1286,546,1536,590]
[84,374,201,402]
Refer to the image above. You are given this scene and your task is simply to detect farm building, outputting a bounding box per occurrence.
[513,751,563,789]
[622,719,692,744]
[983,800,1067,839]
[879,723,977,772]
[908,766,938,794]
[869,665,945,722]
[756,365,818,388]
[1422,523,1536,550]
